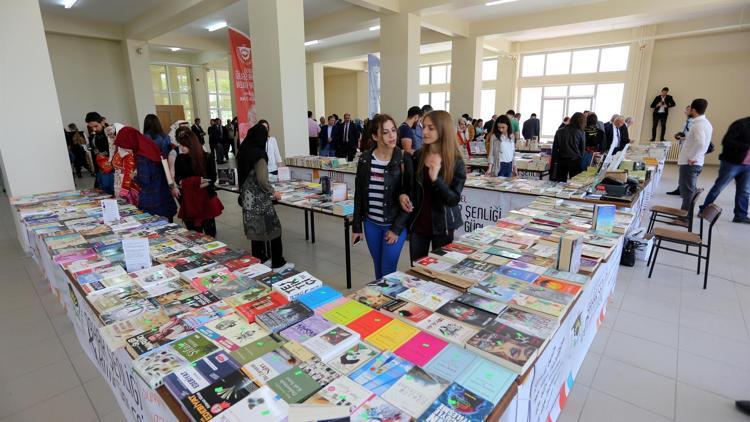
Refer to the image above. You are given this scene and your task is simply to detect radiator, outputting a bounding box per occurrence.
[666,142,680,163]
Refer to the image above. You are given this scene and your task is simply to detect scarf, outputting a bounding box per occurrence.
[114,127,163,163]
[237,123,269,188]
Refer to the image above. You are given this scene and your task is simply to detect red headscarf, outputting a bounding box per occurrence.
[114,127,163,163]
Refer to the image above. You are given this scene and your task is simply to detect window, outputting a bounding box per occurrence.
[545,51,571,76]
[569,84,595,97]
[207,68,233,122]
[571,49,599,74]
[150,64,194,121]
[594,83,625,122]
[519,87,543,121]
[420,92,450,111]
[419,92,430,107]
[420,67,430,85]
[522,54,545,77]
[482,59,498,81]
[520,44,630,77]
[599,46,630,72]
[431,64,448,84]
[480,89,496,121]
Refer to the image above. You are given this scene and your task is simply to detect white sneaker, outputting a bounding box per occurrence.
[273,262,295,272]
[262,259,272,267]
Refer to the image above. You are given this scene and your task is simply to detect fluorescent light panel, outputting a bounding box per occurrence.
[304,40,320,46]
[169,47,181,52]
[207,22,228,32]
[62,0,78,8]
[369,25,380,31]
[485,0,519,5]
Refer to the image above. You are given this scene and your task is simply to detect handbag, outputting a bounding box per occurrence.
[620,239,637,267]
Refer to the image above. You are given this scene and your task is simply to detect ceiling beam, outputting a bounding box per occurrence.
[307,29,450,64]
[421,13,469,37]
[305,7,381,41]
[124,0,236,40]
[149,33,227,53]
[343,0,400,13]
[42,11,123,40]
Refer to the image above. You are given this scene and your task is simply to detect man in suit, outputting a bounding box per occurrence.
[650,87,676,142]
[191,118,206,145]
[333,113,361,161]
[208,118,224,164]
[522,113,540,140]
[603,115,630,154]
[319,115,336,157]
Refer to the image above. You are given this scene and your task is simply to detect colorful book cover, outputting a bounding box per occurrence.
[235,292,289,323]
[495,307,558,339]
[207,275,268,300]
[519,284,575,306]
[163,351,242,400]
[323,300,372,325]
[414,256,453,273]
[435,301,496,329]
[531,275,583,296]
[349,352,414,395]
[229,335,285,365]
[495,265,539,283]
[232,263,272,280]
[222,255,260,272]
[416,314,478,346]
[255,268,300,287]
[396,287,447,312]
[593,204,616,233]
[303,325,361,362]
[197,314,270,351]
[272,271,323,301]
[280,315,333,343]
[383,301,433,325]
[310,375,374,412]
[419,383,493,422]
[466,321,545,372]
[326,342,378,375]
[346,310,392,338]
[367,271,425,298]
[171,332,220,362]
[255,302,314,334]
[455,293,507,315]
[393,331,448,367]
[242,348,299,385]
[99,309,171,350]
[124,317,191,357]
[179,302,236,329]
[223,285,275,308]
[348,286,399,310]
[504,259,547,275]
[190,267,238,293]
[181,371,258,421]
[422,344,479,382]
[455,358,515,405]
[365,320,419,351]
[350,396,411,422]
[297,285,342,310]
[382,366,449,418]
[266,366,324,404]
[313,297,351,316]
[211,385,289,422]
[133,346,190,388]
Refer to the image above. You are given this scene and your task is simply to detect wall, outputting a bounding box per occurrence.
[641,30,750,164]
[324,70,368,119]
[46,33,135,128]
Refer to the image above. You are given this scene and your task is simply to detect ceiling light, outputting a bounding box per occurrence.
[369,25,380,31]
[485,0,519,5]
[206,22,228,32]
[304,40,320,46]
[169,47,181,52]
[62,0,78,8]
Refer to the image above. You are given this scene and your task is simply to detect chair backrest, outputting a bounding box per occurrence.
[700,203,722,226]
[690,188,705,208]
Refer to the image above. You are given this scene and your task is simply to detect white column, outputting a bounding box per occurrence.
[306,62,326,120]
[380,13,421,116]
[248,0,308,157]
[495,55,518,115]
[192,65,210,123]
[122,39,156,129]
[450,36,484,118]
[356,71,369,120]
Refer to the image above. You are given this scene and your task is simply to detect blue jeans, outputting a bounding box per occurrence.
[363,219,407,279]
[701,160,750,219]
[320,144,334,157]
[498,162,513,177]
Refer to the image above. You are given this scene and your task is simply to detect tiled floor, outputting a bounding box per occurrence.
[0,163,748,421]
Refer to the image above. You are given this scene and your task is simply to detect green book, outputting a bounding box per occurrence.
[266,366,322,403]
[171,333,218,362]
[229,335,284,365]
[323,300,371,325]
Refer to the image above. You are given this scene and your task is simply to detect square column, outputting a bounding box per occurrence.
[495,55,518,115]
[380,13,421,115]
[122,39,156,129]
[306,62,326,120]
[449,36,484,117]
[248,0,308,157]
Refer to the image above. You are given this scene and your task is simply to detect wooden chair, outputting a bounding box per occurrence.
[647,204,722,289]
[647,188,703,233]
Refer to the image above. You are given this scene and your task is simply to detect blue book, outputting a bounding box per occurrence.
[297,285,342,309]
[593,204,616,233]
[162,351,242,400]
[349,351,413,395]
[495,265,539,283]
[419,383,493,422]
[455,358,516,405]
[423,344,478,382]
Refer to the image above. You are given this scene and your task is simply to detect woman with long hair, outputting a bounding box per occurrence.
[143,114,172,158]
[456,117,472,157]
[237,123,293,271]
[400,110,466,262]
[256,119,283,176]
[351,114,409,279]
[486,115,516,177]
[174,127,221,236]
[552,112,586,182]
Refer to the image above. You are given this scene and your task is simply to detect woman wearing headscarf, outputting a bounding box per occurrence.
[114,127,177,220]
[237,123,293,271]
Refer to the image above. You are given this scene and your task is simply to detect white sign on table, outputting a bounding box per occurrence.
[122,238,151,272]
[101,199,120,223]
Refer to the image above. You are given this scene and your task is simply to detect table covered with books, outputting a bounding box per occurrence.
[12,184,637,422]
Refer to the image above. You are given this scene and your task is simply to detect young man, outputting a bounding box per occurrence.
[191,118,206,145]
[333,113,361,161]
[522,113,540,140]
[676,99,712,220]
[398,106,422,155]
[650,87,676,142]
[699,116,750,224]
[319,116,336,157]
[307,110,321,156]
[667,106,694,195]
[412,104,432,152]
[506,109,520,140]
[208,118,225,164]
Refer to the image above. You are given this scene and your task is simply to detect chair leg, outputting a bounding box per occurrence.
[648,212,656,233]
[697,244,702,275]
[648,239,662,278]
[647,236,658,267]
[703,246,711,290]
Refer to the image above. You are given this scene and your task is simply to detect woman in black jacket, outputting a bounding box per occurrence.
[552,112,586,182]
[399,110,466,262]
[351,114,409,278]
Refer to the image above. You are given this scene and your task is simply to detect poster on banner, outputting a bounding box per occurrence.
[368,54,380,118]
[227,27,257,141]
[456,188,536,235]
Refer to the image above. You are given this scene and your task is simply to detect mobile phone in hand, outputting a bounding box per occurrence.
[352,237,362,247]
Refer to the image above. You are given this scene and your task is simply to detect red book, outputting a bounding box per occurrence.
[235,291,289,322]
[532,276,583,296]
[347,310,392,338]
[222,255,260,271]
[394,331,448,366]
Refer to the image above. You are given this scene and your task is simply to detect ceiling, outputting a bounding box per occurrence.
[39,0,158,24]
[448,0,602,21]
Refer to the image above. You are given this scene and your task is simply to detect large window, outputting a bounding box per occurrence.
[419,91,450,111]
[207,69,233,122]
[519,83,625,137]
[480,89,496,121]
[150,64,194,121]
[482,59,498,81]
[521,45,630,77]
[419,63,452,85]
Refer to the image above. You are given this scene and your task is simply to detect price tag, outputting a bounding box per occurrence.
[122,237,151,272]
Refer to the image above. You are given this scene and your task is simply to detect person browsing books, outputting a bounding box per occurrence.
[399,110,466,262]
[486,115,516,178]
[351,114,410,278]
[174,127,221,236]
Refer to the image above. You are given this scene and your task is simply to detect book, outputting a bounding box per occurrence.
[235,292,289,323]
[182,371,258,421]
[314,297,351,316]
[323,300,372,325]
[171,332,220,362]
[394,331,448,367]
[280,315,333,342]
[494,265,539,283]
[81,273,134,295]
[212,385,289,422]
[396,287,451,312]
[297,285,342,310]
[131,265,181,291]
[531,275,583,296]
[556,234,583,273]
[365,320,419,351]
[455,292,507,315]
[416,314,478,346]
[542,268,589,285]
[99,309,171,350]
[232,263,272,279]
[422,344,479,382]
[593,204,616,233]
[349,352,414,395]
[265,367,328,404]
[303,325,361,362]
[519,283,575,306]
[465,320,545,373]
[179,302,236,329]
[367,271,426,298]
[133,346,190,388]
[435,301,496,329]
[418,383,493,422]
[508,292,567,318]
[256,302,314,333]
[190,267,238,293]
[229,335,285,365]
[290,403,350,420]
[308,375,374,412]
[242,348,299,385]
[197,314,270,351]
[124,317,192,357]
[428,243,477,264]
[326,342,378,375]
[382,366,449,418]
[350,396,411,422]
[348,286,399,310]
[347,310,393,338]
[254,268,300,287]
[413,256,453,275]
[164,351,242,400]
[504,259,547,275]
[272,271,323,301]
[455,358,515,405]
[494,307,558,339]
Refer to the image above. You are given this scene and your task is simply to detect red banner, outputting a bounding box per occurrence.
[227,27,257,141]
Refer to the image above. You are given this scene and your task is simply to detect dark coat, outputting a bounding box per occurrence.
[603,122,630,153]
[719,117,750,165]
[552,126,585,161]
[522,118,540,140]
[352,148,409,235]
[650,94,676,115]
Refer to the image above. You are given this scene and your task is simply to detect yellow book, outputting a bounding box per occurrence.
[365,320,419,351]
[323,300,372,325]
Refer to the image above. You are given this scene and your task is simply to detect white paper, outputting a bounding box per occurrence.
[332,183,347,201]
[101,199,120,223]
[277,167,291,181]
[122,238,152,272]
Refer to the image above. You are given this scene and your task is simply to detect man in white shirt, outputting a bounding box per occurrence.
[677,98,712,214]
[307,111,321,155]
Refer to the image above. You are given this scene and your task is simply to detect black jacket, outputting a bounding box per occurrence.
[208,125,222,146]
[332,121,361,149]
[319,124,334,146]
[650,94,676,115]
[603,122,630,153]
[584,125,604,151]
[552,126,585,161]
[352,148,409,235]
[719,117,750,165]
[522,118,540,140]
[403,150,466,235]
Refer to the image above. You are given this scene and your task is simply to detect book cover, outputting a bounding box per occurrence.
[348,286,399,310]
[455,293,507,315]
[164,351,242,400]
[494,265,539,283]
[179,302,236,329]
[509,292,567,318]
[349,352,414,395]
[350,396,411,422]
[394,331,448,367]
[221,255,259,272]
[504,259,547,275]
[197,314,270,351]
[313,297,351,316]
[266,366,324,404]
[435,301,496,329]
[326,342,378,375]
[171,332,220,362]
[235,292,289,323]
[365,320,418,351]
[465,321,545,373]
[99,309,171,350]
[131,265,181,290]
[367,271,425,298]
[419,383,493,422]
[519,284,575,306]
[429,247,473,264]
[211,385,289,422]
[541,268,589,285]
[383,301,433,325]
[81,274,134,296]
[322,300,372,325]
[303,325,361,362]
[593,204,616,233]
[182,371,258,421]
[280,315,333,343]
[495,307,558,339]
[311,375,374,412]
[272,271,323,301]
[414,256,453,273]
[190,267,237,293]
[256,268,300,287]
[242,348,299,385]
[124,317,192,357]
[229,335,284,365]
[232,263,272,279]
[416,314,478,346]
[298,285,342,310]
[255,302,314,333]
[133,346,190,388]
[422,344,479,382]
[282,341,316,363]
[396,287,447,312]
[382,366,449,418]
[346,310,392,338]
[207,275,268,300]
[455,358,515,405]
[532,275,583,296]
[223,285,275,308]
[556,234,583,273]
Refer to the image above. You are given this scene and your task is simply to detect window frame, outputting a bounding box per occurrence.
[150,64,195,121]
[206,68,234,122]
[520,44,630,77]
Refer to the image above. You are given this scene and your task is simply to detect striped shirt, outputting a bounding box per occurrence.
[367,157,388,223]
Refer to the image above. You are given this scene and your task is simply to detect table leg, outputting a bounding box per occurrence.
[310,212,316,244]
[304,210,309,241]
[344,219,351,289]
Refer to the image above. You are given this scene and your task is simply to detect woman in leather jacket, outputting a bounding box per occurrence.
[399,110,466,262]
[351,114,410,278]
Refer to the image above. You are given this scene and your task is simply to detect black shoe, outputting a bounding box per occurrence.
[649,139,655,142]
[736,400,750,416]
[666,189,681,195]
[732,217,750,224]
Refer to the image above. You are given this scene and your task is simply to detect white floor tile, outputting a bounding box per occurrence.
[0,360,82,419]
[675,382,749,422]
[579,389,672,422]
[613,309,680,348]
[558,383,589,422]
[575,351,601,387]
[678,326,750,371]
[677,351,750,400]
[83,377,120,418]
[604,331,677,378]
[0,386,98,422]
[679,306,750,341]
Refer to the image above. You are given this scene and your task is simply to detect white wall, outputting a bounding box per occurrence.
[46,33,135,129]
[324,71,368,119]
